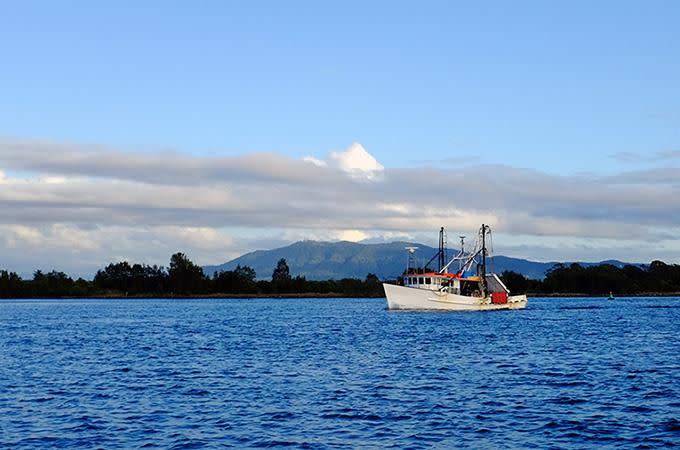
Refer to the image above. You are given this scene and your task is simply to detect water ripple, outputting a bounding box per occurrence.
[1,296,679,448]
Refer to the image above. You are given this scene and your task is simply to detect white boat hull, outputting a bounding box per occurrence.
[383,283,528,311]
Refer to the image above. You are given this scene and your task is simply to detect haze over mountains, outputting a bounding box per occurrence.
[204,240,641,281]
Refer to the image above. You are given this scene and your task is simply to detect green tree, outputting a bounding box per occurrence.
[0,270,24,298]
[271,258,292,293]
[29,270,75,297]
[94,261,168,295]
[272,258,291,283]
[31,270,48,296]
[235,265,256,286]
[501,270,529,294]
[363,273,383,297]
[168,252,206,294]
[213,265,257,293]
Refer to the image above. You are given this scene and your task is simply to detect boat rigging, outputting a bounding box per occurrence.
[383,224,528,311]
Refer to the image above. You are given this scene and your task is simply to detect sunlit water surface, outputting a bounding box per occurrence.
[1,297,678,448]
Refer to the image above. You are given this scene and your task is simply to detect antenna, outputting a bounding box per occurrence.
[405,246,418,272]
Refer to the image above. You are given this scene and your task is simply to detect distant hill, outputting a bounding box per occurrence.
[204,240,643,281]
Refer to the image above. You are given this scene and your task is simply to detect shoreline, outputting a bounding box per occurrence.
[0,292,383,300]
[531,292,680,298]
[2,292,680,300]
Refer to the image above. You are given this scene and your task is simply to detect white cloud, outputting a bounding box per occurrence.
[303,142,385,180]
[334,229,369,242]
[5,225,43,246]
[4,224,98,251]
[154,226,234,251]
[302,156,327,167]
[1,137,680,276]
[378,203,411,215]
[0,223,244,278]
[329,142,384,180]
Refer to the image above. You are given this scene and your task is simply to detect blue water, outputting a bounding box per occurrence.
[1,297,678,449]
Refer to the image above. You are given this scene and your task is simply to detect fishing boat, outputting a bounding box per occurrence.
[383,224,528,311]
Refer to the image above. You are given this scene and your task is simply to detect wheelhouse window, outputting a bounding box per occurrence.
[425,277,431,284]
[418,277,424,285]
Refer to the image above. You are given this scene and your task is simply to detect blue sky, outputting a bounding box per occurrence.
[1,1,680,276]
[2,1,678,172]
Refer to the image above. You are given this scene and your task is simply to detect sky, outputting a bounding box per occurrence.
[1,1,680,277]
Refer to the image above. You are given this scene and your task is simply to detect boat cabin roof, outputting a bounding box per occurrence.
[402,272,481,283]
[404,271,459,279]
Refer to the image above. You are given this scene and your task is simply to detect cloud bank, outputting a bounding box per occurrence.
[1,138,679,277]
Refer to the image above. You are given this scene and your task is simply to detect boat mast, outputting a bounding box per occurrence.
[438,227,446,272]
[481,224,488,297]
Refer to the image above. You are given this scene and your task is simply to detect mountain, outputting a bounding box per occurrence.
[205,241,420,281]
[204,240,642,281]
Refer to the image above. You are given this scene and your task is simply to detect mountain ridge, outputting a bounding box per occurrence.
[204,240,643,281]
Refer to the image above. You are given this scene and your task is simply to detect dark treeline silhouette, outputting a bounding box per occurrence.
[0,254,385,298]
[500,261,680,295]
[3,255,679,298]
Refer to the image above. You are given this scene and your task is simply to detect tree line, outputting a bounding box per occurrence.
[0,253,385,298]
[500,260,680,295]
[2,255,679,298]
